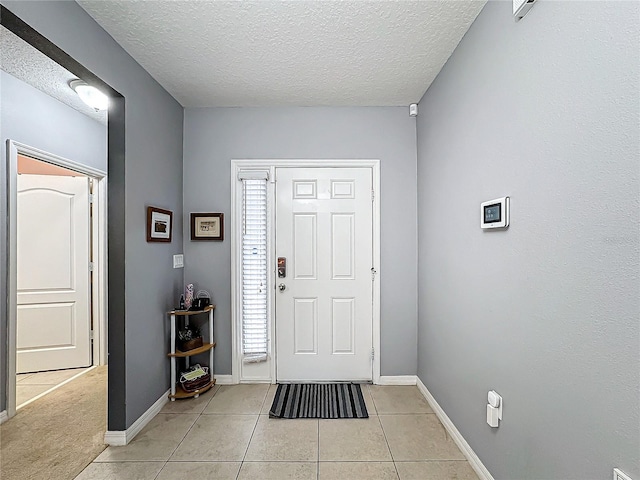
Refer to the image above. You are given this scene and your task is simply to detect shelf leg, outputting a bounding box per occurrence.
[170,313,176,401]
[209,308,214,383]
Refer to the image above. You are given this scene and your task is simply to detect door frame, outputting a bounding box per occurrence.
[231,159,381,385]
[6,140,107,419]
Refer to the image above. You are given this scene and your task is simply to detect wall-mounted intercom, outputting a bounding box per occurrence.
[481,197,510,229]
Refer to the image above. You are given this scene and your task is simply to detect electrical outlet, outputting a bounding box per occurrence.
[173,254,184,269]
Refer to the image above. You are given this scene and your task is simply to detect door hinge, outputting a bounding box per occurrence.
[90,330,94,340]
[371,348,375,360]
[371,267,377,281]
[89,262,94,272]
[89,193,94,204]
[371,189,375,202]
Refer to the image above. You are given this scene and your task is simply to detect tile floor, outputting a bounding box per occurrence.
[16,367,91,408]
[76,384,480,480]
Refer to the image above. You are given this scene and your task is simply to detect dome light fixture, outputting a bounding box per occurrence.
[69,79,108,111]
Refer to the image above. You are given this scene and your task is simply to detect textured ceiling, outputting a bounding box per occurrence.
[77,0,487,107]
[1,27,107,124]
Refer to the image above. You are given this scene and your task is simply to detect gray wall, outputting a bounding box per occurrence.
[0,71,107,170]
[416,2,639,479]
[1,1,184,429]
[183,107,418,376]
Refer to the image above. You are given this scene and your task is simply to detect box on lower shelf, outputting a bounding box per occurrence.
[169,379,216,399]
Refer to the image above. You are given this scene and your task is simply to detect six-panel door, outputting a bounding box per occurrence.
[275,167,373,381]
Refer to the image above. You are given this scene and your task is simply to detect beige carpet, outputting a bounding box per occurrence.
[0,366,107,480]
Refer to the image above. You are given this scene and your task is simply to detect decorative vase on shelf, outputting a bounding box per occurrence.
[185,284,194,310]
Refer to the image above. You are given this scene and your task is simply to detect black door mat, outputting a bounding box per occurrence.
[269,383,368,419]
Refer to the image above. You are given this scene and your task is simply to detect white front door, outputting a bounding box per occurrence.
[16,174,92,373]
[275,167,373,381]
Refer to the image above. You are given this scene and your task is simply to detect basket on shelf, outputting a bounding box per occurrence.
[177,324,202,351]
[179,365,211,392]
[180,337,203,351]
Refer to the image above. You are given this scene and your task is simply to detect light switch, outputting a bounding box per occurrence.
[173,254,184,268]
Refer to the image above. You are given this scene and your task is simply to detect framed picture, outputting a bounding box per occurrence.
[191,212,224,241]
[146,206,173,242]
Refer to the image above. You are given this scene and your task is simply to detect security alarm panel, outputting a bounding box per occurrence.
[481,197,510,229]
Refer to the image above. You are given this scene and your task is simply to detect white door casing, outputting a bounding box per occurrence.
[16,174,92,373]
[275,167,373,382]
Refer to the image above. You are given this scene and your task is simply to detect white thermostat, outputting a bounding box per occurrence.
[481,197,510,229]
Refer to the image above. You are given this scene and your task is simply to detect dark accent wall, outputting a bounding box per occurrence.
[416,2,639,479]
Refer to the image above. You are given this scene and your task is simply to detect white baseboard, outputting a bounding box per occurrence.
[0,410,8,425]
[214,374,234,385]
[377,375,417,386]
[104,389,169,446]
[416,377,494,480]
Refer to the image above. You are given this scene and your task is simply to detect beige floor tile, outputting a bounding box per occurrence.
[244,416,318,461]
[360,384,377,415]
[260,384,278,414]
[170,414,258,461]
[161,385,219,414]
[16,384,52,405]
[156,461,241,480]
[319,417,391,461]
[238,462,317,480]
[204,384,269,414]
[319,462,399,480]
[95,413,198,462]
[370,386,433,414]
[20,367,88,385]
[74,461,164,480]
[379,415,465,461]
[395,461,479,480]
[16,373,33,383]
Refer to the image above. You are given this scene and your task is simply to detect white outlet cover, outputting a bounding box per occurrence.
[173,254,184,268]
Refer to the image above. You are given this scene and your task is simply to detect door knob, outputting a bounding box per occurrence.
[278,283,286,292]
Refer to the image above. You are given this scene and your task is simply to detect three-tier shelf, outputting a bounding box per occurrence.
[167,305,216,400]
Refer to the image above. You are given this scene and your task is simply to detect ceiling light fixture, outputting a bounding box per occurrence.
[69,79,108,111]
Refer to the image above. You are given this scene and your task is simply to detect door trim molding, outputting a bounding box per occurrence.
[378,375,417,386]
[231,159,381,385]
[5,140,107,419]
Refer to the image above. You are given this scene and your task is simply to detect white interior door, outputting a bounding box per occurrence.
[275,167,373,381]
[16,174,92,373]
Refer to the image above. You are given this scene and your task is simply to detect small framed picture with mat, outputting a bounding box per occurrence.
[191,212,224,241]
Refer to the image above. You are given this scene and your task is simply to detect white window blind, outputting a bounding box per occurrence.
[241,175,269,362]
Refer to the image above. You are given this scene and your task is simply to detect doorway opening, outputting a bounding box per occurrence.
[7,143,108,417]
[1,4,127,434]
